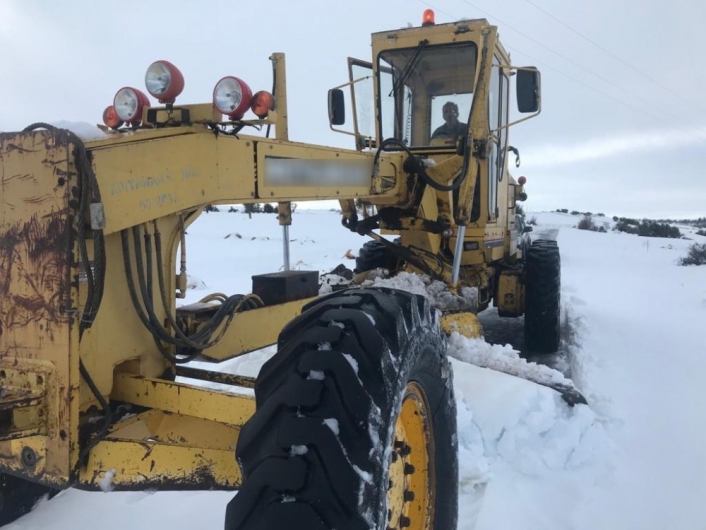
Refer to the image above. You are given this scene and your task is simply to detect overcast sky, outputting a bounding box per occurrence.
[1,0,704,219]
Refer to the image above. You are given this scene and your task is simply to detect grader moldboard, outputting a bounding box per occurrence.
[0,10,580,529]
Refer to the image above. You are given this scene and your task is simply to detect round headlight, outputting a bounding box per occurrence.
[213,76,253,120]
[145,60,184,104]
[113,87,149,124]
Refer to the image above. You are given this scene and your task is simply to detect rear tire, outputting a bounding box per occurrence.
[225,288,458,530]
[524,239,561,353]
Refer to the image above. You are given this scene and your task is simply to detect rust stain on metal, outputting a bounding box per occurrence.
[0,212,72,334]
[1,173,37,185]
[96,465,235,492]
[23,195,54,205]
[1,143,36,156]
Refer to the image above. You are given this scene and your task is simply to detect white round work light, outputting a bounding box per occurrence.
[145,60,184,104]
[213,76,253,120]
[113,87,149,124]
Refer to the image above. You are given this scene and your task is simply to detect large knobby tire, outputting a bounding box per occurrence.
[354,240,399,274]
[524,239,561,353]
[225,288,458,530]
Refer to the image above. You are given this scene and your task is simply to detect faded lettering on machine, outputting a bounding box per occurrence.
[110,167,197,197]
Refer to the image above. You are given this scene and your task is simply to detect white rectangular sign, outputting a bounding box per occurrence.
[264,157,372,187]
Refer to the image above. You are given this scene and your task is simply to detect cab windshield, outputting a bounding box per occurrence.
[377,42,477,147]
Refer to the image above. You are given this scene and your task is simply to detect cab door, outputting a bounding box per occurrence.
[347,58,376,150]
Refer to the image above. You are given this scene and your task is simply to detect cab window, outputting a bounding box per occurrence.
[377,43,477,147]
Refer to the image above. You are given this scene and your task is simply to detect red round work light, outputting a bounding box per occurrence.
[518,176,527,185]
[213,76,253,120]
[145,60,185,104]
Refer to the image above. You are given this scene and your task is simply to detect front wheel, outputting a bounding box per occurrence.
[225,288,458,530]
[354,240,399,275]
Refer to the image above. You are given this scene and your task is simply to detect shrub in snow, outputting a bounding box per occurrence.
[203,204,219,213]
[243,203,262,214]
[614,219,638,234]
[696,229,706,237]
[527,216,538,226]
[577,214,597,231]
[637,220,682,239]
[615,218,682,239]
[679,243,706,266]
[571,210,580,215]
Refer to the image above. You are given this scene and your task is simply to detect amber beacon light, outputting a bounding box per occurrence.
[422,9,435,26]
[102,105,124,129]
[250,90,276,118]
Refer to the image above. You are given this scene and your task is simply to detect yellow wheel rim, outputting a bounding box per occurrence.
[387,381,435,530]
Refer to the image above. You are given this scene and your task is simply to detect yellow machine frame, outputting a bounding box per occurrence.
[0,17,537,493]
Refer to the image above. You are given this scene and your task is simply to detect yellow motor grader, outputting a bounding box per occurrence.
[0,10,570,529]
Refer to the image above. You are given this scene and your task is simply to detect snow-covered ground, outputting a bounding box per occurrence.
[8,210,706,530]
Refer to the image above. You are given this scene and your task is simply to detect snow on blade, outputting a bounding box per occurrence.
[447,332,572,388]
[369,271,478,311]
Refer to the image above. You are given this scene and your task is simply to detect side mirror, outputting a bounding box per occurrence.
[516,68,540,113]
[328,89,346,126]
[524,226,533,233]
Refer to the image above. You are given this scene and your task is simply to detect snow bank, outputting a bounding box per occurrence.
[453,360,613,529]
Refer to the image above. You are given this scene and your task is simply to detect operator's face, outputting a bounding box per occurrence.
[443,105,458,126]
